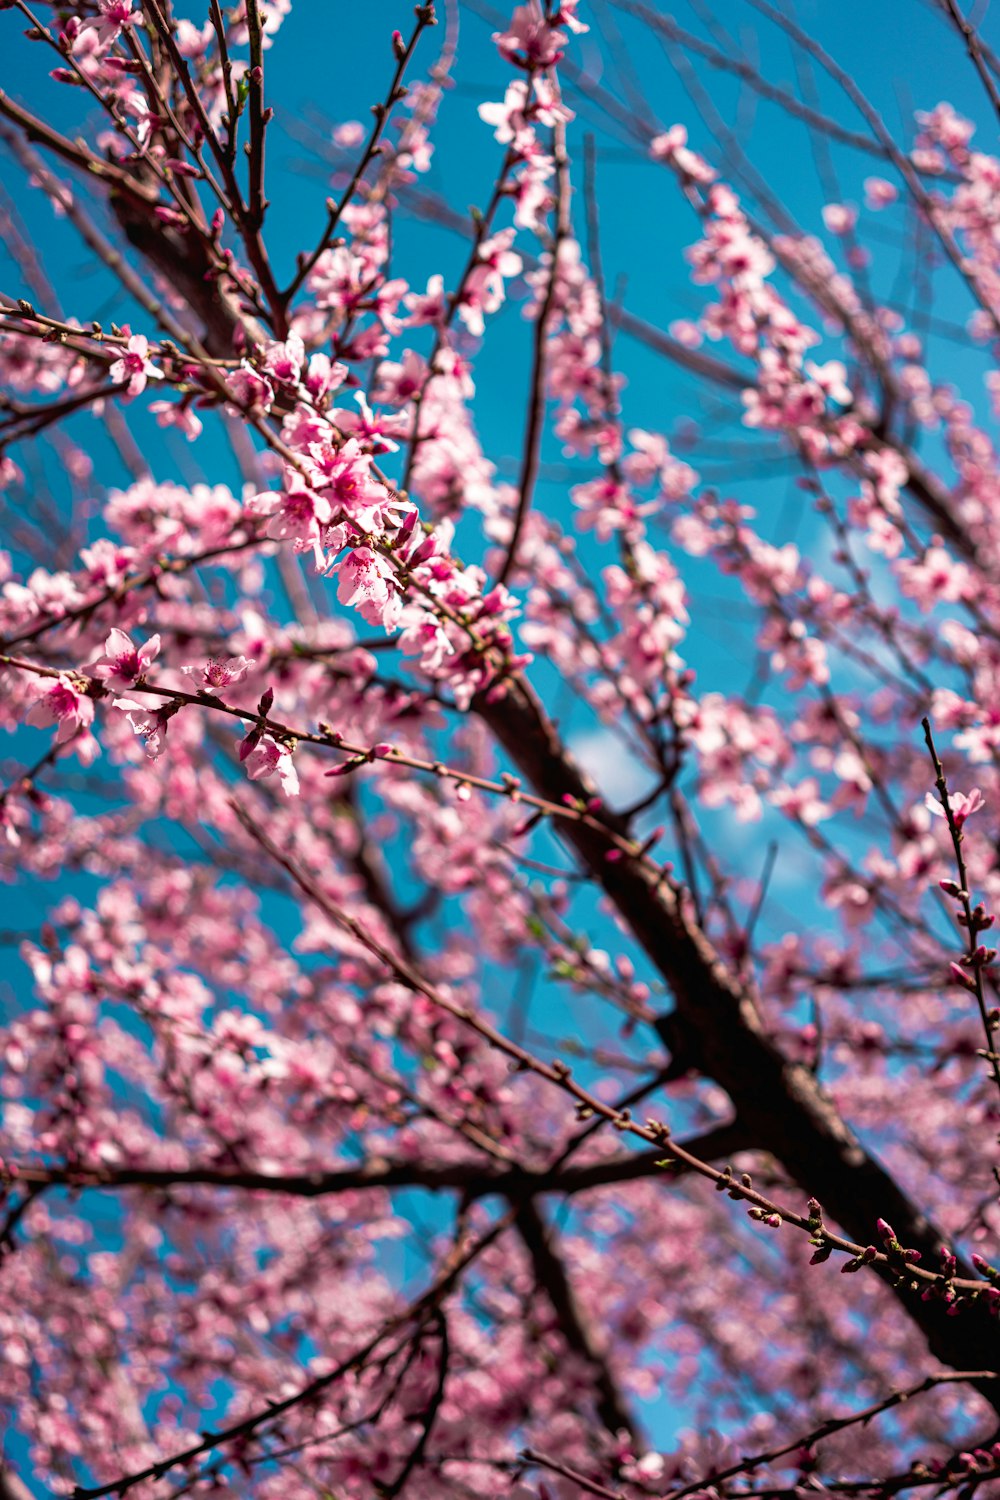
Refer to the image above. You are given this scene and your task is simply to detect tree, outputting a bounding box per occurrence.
[1,0,1000,1493]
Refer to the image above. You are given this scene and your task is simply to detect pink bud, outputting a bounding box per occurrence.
[239,727,262,761]
[325,758,363,778]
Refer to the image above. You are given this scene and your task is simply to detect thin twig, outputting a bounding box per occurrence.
[921,717,1000,1105]
[496,111,572,586]
[282,5,436,304]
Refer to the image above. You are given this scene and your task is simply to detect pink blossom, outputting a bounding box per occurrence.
[492,2,566,69]
[262,333,306,386]
[770,777,831,827]
[312,437,395,528]
[458,231,523,337]
[82,0,134,42]
[668,318,703,348]
[651,124,716,182]
[553,0,588,32]
[225,362,274,413]
[896,545,972,611]
[303,352,347,402]
[112,695,173,759]
[181,656,255,692]
[821,202,858,235]
[333,119,364,147]
[335,545,401,628]
[916,101,975,152]
[402,279,446,330]
[571,476,653,540]
[174,17,213,55]
[333,392,401,455]
[804,359,852,405]
[925,786,984,829]
[478,81,534,147]
[25,676,96,751]
[91,629,161,688]
[241,734,299,796]
[864,176,899,209]
[251,486,332,569]
[148,399,203,441]
[108,334,162,398]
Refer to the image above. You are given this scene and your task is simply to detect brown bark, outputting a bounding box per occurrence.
[12,1123,743,1202]
[514,1198,642,1447]
[476,678,1000,1410]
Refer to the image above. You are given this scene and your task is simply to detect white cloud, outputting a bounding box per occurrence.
[569,727,659,811]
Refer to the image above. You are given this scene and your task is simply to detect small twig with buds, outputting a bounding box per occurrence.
[922,717,1000,1106]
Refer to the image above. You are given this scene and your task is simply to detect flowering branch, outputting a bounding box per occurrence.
[922,717,1000,1107]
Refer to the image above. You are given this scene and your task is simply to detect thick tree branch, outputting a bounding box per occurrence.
[474,677,1000,1407]
[8,1122,746,1203]
[514,1197,642,1449]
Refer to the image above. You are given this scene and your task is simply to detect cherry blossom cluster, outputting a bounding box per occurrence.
[2,1,1000,1497]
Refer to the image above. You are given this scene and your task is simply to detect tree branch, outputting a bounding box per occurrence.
[514,1197,642,1448]
[473,677,1000,1408]
[8,1122,746,1203]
